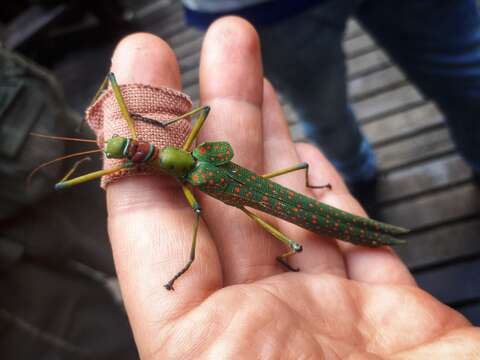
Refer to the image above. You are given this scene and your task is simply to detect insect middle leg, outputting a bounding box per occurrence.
[164,184,202,291]
[262,162,331,190]
[131,106,211,151]
[240,207,302,272]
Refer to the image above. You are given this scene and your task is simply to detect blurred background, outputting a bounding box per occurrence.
[1,0,479,358]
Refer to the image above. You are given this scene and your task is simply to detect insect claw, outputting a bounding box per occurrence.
[276,257,300,272]
[293,243,303,252]
[164,283,175,291]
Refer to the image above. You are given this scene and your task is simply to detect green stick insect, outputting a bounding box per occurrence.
[44,73,408,290]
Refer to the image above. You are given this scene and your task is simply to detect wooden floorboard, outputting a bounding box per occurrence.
[415,257,480,305]
[345,19,363,40]
[182,65,200,89]
[353,85,424,122]
[380,183,480,230]
[168,27,203,48]
[376,127,454,171]
[376,154,472,204]
[347,49,390,79]
[343,33,376,58]
[342,24,480,326]
[396,217,480,270]
[364,103,442,146]
[179,50,200,73]
[349,66,406,102]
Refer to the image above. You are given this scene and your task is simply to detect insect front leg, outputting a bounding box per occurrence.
[164,184,202,291]
[55,163,131,190]
[91,74,109,104]
[107,72,138,140]
[77,76,110,132]
[78,73,138,138]
[262,162,331,190]
[240,207,302,272]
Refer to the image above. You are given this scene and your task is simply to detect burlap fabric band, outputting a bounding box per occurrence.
[85,84,192,188]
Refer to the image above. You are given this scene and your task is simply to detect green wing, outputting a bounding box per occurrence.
[192,142,234,165]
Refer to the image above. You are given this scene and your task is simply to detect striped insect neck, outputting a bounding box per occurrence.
[123,138,159,163]
[104,135,159,163]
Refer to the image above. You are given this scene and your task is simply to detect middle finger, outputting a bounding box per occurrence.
[198,17,286,285]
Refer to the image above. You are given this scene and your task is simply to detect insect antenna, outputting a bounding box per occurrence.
[27,148,104,185]
[30,132,97,143]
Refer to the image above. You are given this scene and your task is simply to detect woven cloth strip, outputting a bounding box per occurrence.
[86,84,192,188]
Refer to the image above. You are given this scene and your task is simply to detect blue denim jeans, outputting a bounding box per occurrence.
[258,0,480,182]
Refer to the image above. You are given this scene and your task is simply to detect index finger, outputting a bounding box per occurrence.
[105,33,222,355]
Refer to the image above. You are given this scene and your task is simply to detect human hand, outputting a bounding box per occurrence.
[106,17,480,359]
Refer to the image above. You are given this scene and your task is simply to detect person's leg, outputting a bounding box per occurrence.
[356,0,480,174]
[257,0,377,183]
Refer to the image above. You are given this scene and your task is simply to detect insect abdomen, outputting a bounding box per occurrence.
[189,162,407,247]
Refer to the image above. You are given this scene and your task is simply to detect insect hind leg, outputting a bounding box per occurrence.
[240,207,302,272]
[164,185,202,291]
[276,246,302,272]
[262,162,331,190]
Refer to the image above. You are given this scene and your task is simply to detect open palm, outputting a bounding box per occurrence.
[105,18,478,359]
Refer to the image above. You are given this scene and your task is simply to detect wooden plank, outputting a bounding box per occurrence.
[141,4,184,35]
[347,49,390,79]
[173,19,376,77]
[179,50,200,73]
[134,0,177,19]
[184,82,199,102]
[168,28,203,48]
[343,34,376,58]
[380,183,480,230]
[349,66,406,102]
[363,103,442,146]
[289,120,305,142]
[376,127,454,171]
[345,19,363,40]
[377,154,472,203]
[174,36,203,60]
[414,257,480,305]
[281,102,299,125]
[396,218,480,270]
[181,66,199,89]
[289,122,304,142]
[290,105,437,144]
[353,85,424,122]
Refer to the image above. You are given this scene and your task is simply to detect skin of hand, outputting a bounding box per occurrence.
[105,17,480,359]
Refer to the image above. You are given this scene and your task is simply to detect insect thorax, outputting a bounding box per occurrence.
[157,146,195,178]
